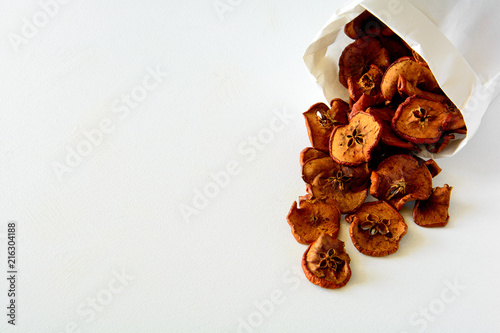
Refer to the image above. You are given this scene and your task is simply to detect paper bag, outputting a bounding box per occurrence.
[303,0,500,157]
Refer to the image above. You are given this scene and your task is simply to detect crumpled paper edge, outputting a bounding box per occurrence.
[303,0,498,158]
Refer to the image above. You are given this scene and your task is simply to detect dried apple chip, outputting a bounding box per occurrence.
[379,35,412,62]
[303,100,349,151]
[392,96,451,144]
[370,154,433,210]
[365,106,416,150]
[412,49,428,67]
[413,185,453,227]
[330,111,382,166]
[368,144,417,171]
[310,175,368,214]
[451,127,467,135]
[443,102,467,132]
[397,74,449,103]
[381,57,440,102]
[348,64,384,102]
[302,233,351,289]
[421,158,442,178]
[299,147,329,167]
[350,93,384,117]
[302,156,337,185]
[346,201,407,257]
[286,196,341,244]
[344,10,393,39]
[426,133,455,154]
[338,37,391,88]
[302,155,370,189]
[344,10,372,39]
[301,156,369,213]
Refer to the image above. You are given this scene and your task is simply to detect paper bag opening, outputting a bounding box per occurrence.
[304,0,500,158]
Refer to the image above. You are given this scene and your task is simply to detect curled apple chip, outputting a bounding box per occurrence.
[299,147,329,167]
[421,158,442,178]
[381,57,440,102]
[301,156,369,213]
[392,96,451,144]
[452,127,467,135]
[303,100,349,151]
[370,154,433,210]
[397,74,449,103]
[330,111,382,166]
[426,133,455,154]
[413,185,453,228]
[286,196,341,244]
[346,201,407,257]
[412,49,428,67]
[443,102,467,132]
[338,37,391,88]
[302,233,351,289]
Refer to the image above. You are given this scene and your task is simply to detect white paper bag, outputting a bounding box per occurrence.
[303,0,500,157]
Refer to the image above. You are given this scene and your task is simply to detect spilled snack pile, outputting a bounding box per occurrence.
[286,10,464,289]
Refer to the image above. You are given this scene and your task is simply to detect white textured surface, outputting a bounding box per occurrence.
[0,1,499,332]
